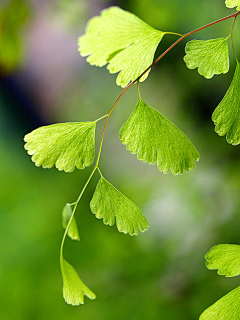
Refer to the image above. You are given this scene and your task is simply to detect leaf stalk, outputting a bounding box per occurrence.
[96,10,240,164]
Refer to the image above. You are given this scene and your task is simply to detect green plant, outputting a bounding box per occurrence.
[24,1,240,318]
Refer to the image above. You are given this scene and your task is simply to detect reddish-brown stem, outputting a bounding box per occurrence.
[95,81,134,166]
[138,10,240,82]
[96,10,240,166]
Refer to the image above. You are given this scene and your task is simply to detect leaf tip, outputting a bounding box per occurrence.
[61,258,96,306]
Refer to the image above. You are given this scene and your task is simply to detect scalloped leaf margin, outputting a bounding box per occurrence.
[78,6,166,87]
[119,99,199,175]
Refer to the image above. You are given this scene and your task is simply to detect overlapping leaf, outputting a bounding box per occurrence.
[24,122,96,172]
[62,204,80,241]
[90,177,149,236]
[200,286,240,320]
[205,244,240,277]
[78,6,166,87]
[212,61,240,145]
[60,256,96,305]
[184,38,229,79]
[119,99,199,175]
[225,0,240,10]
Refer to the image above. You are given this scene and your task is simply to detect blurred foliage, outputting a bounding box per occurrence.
[49,0,88,30]
[0,0,30,74]
[1,0,240,319]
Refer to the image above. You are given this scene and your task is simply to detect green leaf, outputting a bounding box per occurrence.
[205,244,240,277]
[225,0,240,10]
[60,256,96,305]
[212,61,240,145]
[199,286,240,320]
[24,122,96,172]
[78,6,166,87]
[119,99,199,175]
[183,38,229,79]
[62,204,80,241]
[90,177,149,236]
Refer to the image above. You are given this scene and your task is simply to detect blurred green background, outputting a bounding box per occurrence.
[1,0,240,319]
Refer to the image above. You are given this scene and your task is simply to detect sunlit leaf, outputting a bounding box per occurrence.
[225,0,240,10]
[183,38,229,79]
[62,204,80,241]
[78,6,166,87]
[212,62,240,145]
[200,286,240,320]
[119,99,199,175]
[60,256,96,305]
[24,122,96,172]
[205,244,240,277]
[90,177,149,236]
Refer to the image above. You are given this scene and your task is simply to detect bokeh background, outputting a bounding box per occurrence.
[1,0,240,319]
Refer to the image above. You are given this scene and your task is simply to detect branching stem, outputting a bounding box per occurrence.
[149,10,240,75]
[60,166,97,257]
[60,9,240,258]
[96,10,240,164]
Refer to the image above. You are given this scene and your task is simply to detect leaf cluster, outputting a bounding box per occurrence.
[23,1,240,317]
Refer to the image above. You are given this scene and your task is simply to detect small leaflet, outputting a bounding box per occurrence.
[200,286,240,320]
[205,244,240,277]
[119,99,199,175]
[183,38,229,79]
[212,61,240,145]
[90,177,149,236]
[62,204,80,241]
[24,122,96,172]
[78,6,166,87]
[60,256,96,305]
[225,0,240,10]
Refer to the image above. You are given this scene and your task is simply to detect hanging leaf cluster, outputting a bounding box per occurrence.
[183,36,240,146]
[23,1,240,317]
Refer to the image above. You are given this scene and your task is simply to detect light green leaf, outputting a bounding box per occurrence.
[119,99,199,175]
[90,177,149,236]
[62,204,80,241]
[24,122,96,172]
[183,38,229,79]
[78,6,166,87]
[205,244,240,277]
[212,61,240,145]
[200,286,240,320]
[60,256,96,305]
[225,0,240,10]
